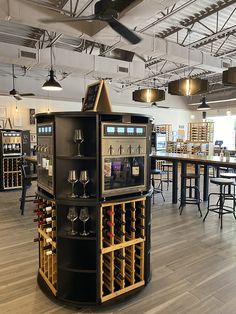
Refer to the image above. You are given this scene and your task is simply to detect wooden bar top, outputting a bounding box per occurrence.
[151,152,236,167]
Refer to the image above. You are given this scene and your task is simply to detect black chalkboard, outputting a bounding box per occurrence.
[82,82,101,112]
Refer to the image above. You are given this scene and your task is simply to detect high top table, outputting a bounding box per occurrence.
[151,152,236,204]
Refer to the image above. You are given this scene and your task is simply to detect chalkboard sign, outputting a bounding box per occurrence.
[81,81,102,112]
[81,80,112,112]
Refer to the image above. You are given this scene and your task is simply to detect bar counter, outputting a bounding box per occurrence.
[151,152,236,203]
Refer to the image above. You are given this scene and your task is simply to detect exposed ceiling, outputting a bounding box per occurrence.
[0,0,236,108]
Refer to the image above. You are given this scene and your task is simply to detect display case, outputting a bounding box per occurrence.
[34,112,152,306]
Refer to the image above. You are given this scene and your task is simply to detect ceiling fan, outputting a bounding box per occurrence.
[0,65,35,101]
[150,102,170,109]
[40,0,141,45]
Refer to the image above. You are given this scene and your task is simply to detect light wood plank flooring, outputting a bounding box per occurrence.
[1,182,236,314]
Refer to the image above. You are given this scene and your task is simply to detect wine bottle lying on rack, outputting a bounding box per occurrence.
[45,248,56,256]
[103,228,114,238]
[103,218,114,227]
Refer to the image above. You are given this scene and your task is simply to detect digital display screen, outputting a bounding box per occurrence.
[38,127,42,133]
[45,127,48,133]
[127,127,134,134]
[48,126,52,133]
[136,127,143,134]
[117,127,125,134]
[107,126,115,133]
[41,127,45,133]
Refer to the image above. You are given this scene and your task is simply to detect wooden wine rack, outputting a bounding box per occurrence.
[35,198,57,295]
[3,157,22,189]
[154,124,172,141]
[188,122,214,142]
[100,197,146,303]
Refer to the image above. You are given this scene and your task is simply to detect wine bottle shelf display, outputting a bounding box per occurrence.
[35,111,151,306]
[100,197,146,302]
[34,198,57,295]
[3,157,22,189]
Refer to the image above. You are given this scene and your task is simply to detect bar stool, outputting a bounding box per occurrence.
[220,172,236,203]
[203,177,235,229]
[161,162,173,190]
[179,173,202,216]
[19,160,37,215]
[151,169,165,204]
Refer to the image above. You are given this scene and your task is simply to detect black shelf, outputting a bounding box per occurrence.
[57,156,97,160]
[56,198,98,206]
[59,265,96,273]
[58,230,96,241]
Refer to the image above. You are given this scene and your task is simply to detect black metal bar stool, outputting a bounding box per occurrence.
[161,162,173,190]
[19,159,38,215]
[219,172,236,204]
[151,169,165,204]
[203,177,236,229]
[179,173,202,216]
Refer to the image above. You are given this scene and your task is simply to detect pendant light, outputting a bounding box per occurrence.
[132,79,165,102]
[42,45,62,91]
[197,96,211,111]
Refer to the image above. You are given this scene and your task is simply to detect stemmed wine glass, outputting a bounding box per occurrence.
[79,207,90,236]
[67,170,78,198]
[74,129,84,157]
[67,207,78,235]
[79,170,90,198]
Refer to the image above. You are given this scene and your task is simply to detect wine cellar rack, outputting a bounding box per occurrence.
[188,122,214,142]
[35,111,151,306]
[34,198,57,295]
[100,198,145,302]
[3,157,22,189]
[153,124,172,141]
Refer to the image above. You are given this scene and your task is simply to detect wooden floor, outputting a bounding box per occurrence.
[1,182,236,314]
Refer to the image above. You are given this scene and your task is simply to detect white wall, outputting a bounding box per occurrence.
[0,80,191,137]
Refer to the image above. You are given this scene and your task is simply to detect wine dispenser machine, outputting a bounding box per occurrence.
[101,122,148,197]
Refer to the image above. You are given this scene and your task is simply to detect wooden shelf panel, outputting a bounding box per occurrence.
[57,156,97,160]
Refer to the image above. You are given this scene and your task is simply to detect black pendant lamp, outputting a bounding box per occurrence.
[42,46,62,91]
[197,96,211,111]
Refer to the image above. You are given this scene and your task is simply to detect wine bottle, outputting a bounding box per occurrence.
[126,226,136,232]
[131,157,140,176]
[136,232,145,239]
[114,229,126,237]
[45,226,56,233]
[103,218,114,227]
[45,216,56,223]
[125,217,136,223]
[45,248,56,256]
[126,206,136,212]
[46,237,56,243]
[115,206,125,215]
[114,267,125,280]
[43,244,52,250]
[103,228,114,238]
[136,223,145,229]
[114,251,125,260]
[114,217,126,225]
[136,213,145,219]
[105,209,114,216]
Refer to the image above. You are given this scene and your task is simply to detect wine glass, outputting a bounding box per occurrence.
[67,170,78,198]
[74,129,84,157]
[79,207,90,236]
[79,170,90,198]
[67,207,78,235]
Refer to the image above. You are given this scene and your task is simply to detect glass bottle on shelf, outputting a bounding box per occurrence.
[131,157,140,177]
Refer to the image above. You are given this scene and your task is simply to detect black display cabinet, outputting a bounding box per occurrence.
[34,112,152,306]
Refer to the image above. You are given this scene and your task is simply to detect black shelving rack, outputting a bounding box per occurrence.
[34,112,152,306]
